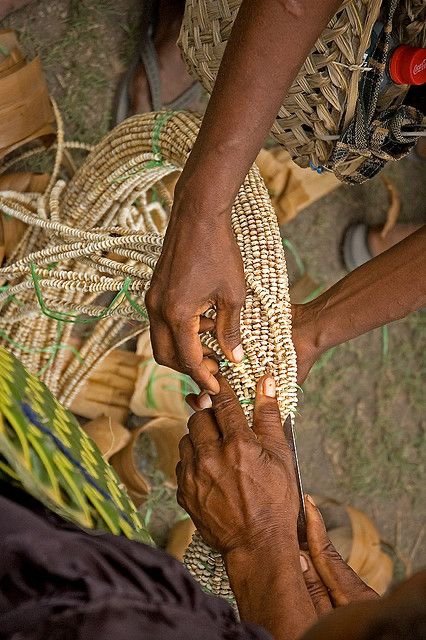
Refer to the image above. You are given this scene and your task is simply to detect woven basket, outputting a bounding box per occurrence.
[179,0,425,176]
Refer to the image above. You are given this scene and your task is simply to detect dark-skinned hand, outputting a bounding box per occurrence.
[176,373,300,554]
[301,496,379,616]
[146,189,246,398]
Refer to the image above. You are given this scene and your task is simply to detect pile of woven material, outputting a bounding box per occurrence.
[0,108,297,601]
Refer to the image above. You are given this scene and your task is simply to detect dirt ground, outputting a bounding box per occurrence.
[4,0,425,578]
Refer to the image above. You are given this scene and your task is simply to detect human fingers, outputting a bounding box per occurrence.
[215,300,244,364]
[252,375,289,456]
[148,285,220,395]
[305,495,379,606]
[187,410,221,447]
[172,321,220,395]
[199,316,215,334]
[185,362,220,411]
[211,374,253,440]
[300,552,333,616]
[147,316,183,373]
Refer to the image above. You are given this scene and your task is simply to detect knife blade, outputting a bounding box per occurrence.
[283,415,308,550]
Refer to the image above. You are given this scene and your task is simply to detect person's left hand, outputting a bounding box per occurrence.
[301,495,380,616]
[176,373,300,556]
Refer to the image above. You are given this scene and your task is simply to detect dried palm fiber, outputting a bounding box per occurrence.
[0,107,297,601]
[0,346,152,544]
[179,0,425,182]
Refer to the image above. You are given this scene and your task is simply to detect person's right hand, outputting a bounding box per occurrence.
[146,186,246,397]
[176,373,301,556]
[301,495,380,616]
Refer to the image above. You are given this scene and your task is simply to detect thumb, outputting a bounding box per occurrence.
[299,552,333,616]
[305,495,379,606]
[215,301,244,364]
[252,376,288,455]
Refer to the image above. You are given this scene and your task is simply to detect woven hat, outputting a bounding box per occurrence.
[179,0,426,182]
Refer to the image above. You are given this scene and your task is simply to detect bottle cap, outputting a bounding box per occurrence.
[389,45,426,85]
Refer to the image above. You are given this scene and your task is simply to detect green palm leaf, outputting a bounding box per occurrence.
[0,347,152,545]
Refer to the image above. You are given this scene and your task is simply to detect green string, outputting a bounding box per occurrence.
[282,238,305,276]
[302,285,325,304]
[0,328,83,362]
[141,364,199,409]
[151,110,175,157]
[124,288,148,320]
[31,264,135,324]
[0,284,25,308]
[36,320,66,377]
[112,110,176,183]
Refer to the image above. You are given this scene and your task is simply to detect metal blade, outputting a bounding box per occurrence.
[283,416,308,549]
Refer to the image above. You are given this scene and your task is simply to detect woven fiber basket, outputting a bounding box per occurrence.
[179,0,425,181]
[0,109,297,602]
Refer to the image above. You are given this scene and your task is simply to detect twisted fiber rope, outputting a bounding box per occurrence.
[179,0,383,170]
[0,108,297,601]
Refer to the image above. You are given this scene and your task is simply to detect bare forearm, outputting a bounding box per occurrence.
[298,226,426,355]
[225,545,316,640]
[178,0,343,208]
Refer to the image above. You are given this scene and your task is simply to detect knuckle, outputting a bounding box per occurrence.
[162,301,188,326]
[306,581,327,601]
[227,297,243,312]
[214,393,236,415]
[187,412,210,435]
[258,403,281,425]
[313,538,343,563]
[178,434,191,456]
[197,445,217,465]
[187,413,199,432]
[180,358,199,373]
[145,287,159,313]
[224,286,245,307]
[220,324,241,344]
[224,433,252,454]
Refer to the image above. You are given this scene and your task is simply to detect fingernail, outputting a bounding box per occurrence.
[262,376,276,398]
[300,554,309,573]
[305,494,316,507]
[232,344,244,363]
[198,393,212,410]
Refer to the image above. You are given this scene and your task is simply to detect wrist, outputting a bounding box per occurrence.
[224,534,300,581]
[224,539,316,634]
[176,146,245,213]
[292,296,336,358]
[172,174,234,223]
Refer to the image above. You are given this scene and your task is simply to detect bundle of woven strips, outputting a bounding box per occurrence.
[0,107,297,602]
